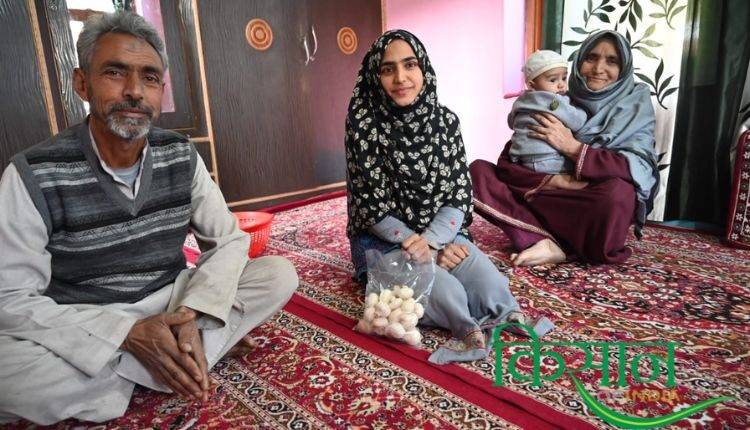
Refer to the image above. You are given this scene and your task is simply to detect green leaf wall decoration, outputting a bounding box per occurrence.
[112,0,134,11]
[650,0,687,29]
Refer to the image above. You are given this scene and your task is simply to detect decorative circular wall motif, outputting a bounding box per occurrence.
[337,27,357,55]
[246,18,273,51]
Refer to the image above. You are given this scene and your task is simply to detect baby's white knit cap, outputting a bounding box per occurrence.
[523,50,568,81]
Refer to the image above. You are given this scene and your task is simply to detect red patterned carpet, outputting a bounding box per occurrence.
[10,197,750,429]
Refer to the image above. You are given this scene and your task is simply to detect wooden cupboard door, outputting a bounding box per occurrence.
[304,0,382,186]
[198,0,381,207]
[197,0,313,203]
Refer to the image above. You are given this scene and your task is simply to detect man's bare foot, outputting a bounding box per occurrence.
[510,239,566,266]
[226,335,258,358]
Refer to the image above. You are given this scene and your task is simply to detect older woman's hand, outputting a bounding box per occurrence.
[543,174,589,191]
[437,243,470,270]
[402,234,432,263]
[528,112,584,159]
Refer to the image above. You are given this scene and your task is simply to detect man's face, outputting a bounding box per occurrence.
[74,32,164,140]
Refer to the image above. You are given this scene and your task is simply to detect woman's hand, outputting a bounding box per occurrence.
[543,174,589,191]
[402,234,432,263]
[528,112,583,159]
[437,243,470,270]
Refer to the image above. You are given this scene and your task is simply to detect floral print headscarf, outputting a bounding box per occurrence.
[345,29,473,238]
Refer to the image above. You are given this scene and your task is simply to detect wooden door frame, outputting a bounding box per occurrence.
[525,0,544,56]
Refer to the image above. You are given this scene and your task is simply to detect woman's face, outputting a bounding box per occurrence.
[379,39,424,106]
[579,38,621,91]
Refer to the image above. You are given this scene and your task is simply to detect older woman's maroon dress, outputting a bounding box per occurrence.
[470,144,637,264]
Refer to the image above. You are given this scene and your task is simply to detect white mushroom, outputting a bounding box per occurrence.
[374,302,391,317]
[391,285,402,298]
[385,322,406,339]
[400,313,418,330]
[388,308,403,323]
[414,302,425,319]
[400,298,416,313]
[379,289,393,303]
[403,329,422,346]
[355,319,372,334]
[365,293,378,307]
[363,306,376,322]
[398,286,414,299]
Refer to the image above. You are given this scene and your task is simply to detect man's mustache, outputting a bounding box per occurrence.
[107,100,154,118]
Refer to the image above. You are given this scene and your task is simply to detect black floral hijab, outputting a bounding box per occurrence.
[345,29,473,238]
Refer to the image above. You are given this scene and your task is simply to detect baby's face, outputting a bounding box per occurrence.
[529,67,568,94]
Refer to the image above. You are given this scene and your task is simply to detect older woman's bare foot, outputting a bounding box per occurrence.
[510,239,565,266]
[225,335,258,358]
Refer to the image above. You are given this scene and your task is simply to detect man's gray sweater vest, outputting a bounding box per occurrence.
[12,122,196,304]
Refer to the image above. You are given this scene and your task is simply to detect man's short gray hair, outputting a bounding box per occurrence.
[76,11,168,72]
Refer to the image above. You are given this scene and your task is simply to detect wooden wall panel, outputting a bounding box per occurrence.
[307,0,382,185]
[0,0,53,170]
[197,0,309,203]
[35,0,86,130]
[197,0,381,207]
[192,140,213,171]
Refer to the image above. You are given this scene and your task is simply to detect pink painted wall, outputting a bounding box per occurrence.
[502,0,527,97]
[384,0,518,162]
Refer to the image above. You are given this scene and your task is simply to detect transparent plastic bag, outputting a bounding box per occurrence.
[354,249,435,346]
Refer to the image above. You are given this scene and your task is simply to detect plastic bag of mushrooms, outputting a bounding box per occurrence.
[354,249,435,346]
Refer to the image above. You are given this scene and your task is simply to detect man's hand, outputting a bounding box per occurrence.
[402,234,432,263]
[172,306,210,401]
[437,243,470,270]
[121,310,207,400]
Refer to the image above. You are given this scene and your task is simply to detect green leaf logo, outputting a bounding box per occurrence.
[571,374,733,429]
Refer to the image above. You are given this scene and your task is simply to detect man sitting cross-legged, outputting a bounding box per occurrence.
[0,11,298,425]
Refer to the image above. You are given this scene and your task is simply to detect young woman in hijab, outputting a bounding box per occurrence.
[345,30,542,361]
[470,30,658,266]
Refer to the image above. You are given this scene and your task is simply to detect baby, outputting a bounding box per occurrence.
[508,50,588,174]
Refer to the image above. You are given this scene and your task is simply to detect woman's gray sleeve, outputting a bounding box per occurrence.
[421,206,465,249]
[369,215,417,243]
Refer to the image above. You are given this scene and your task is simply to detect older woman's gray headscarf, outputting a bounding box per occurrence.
[569,30,658,233]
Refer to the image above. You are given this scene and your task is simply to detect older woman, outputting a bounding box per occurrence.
[470,30,658,265]
[345,30,535,361]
